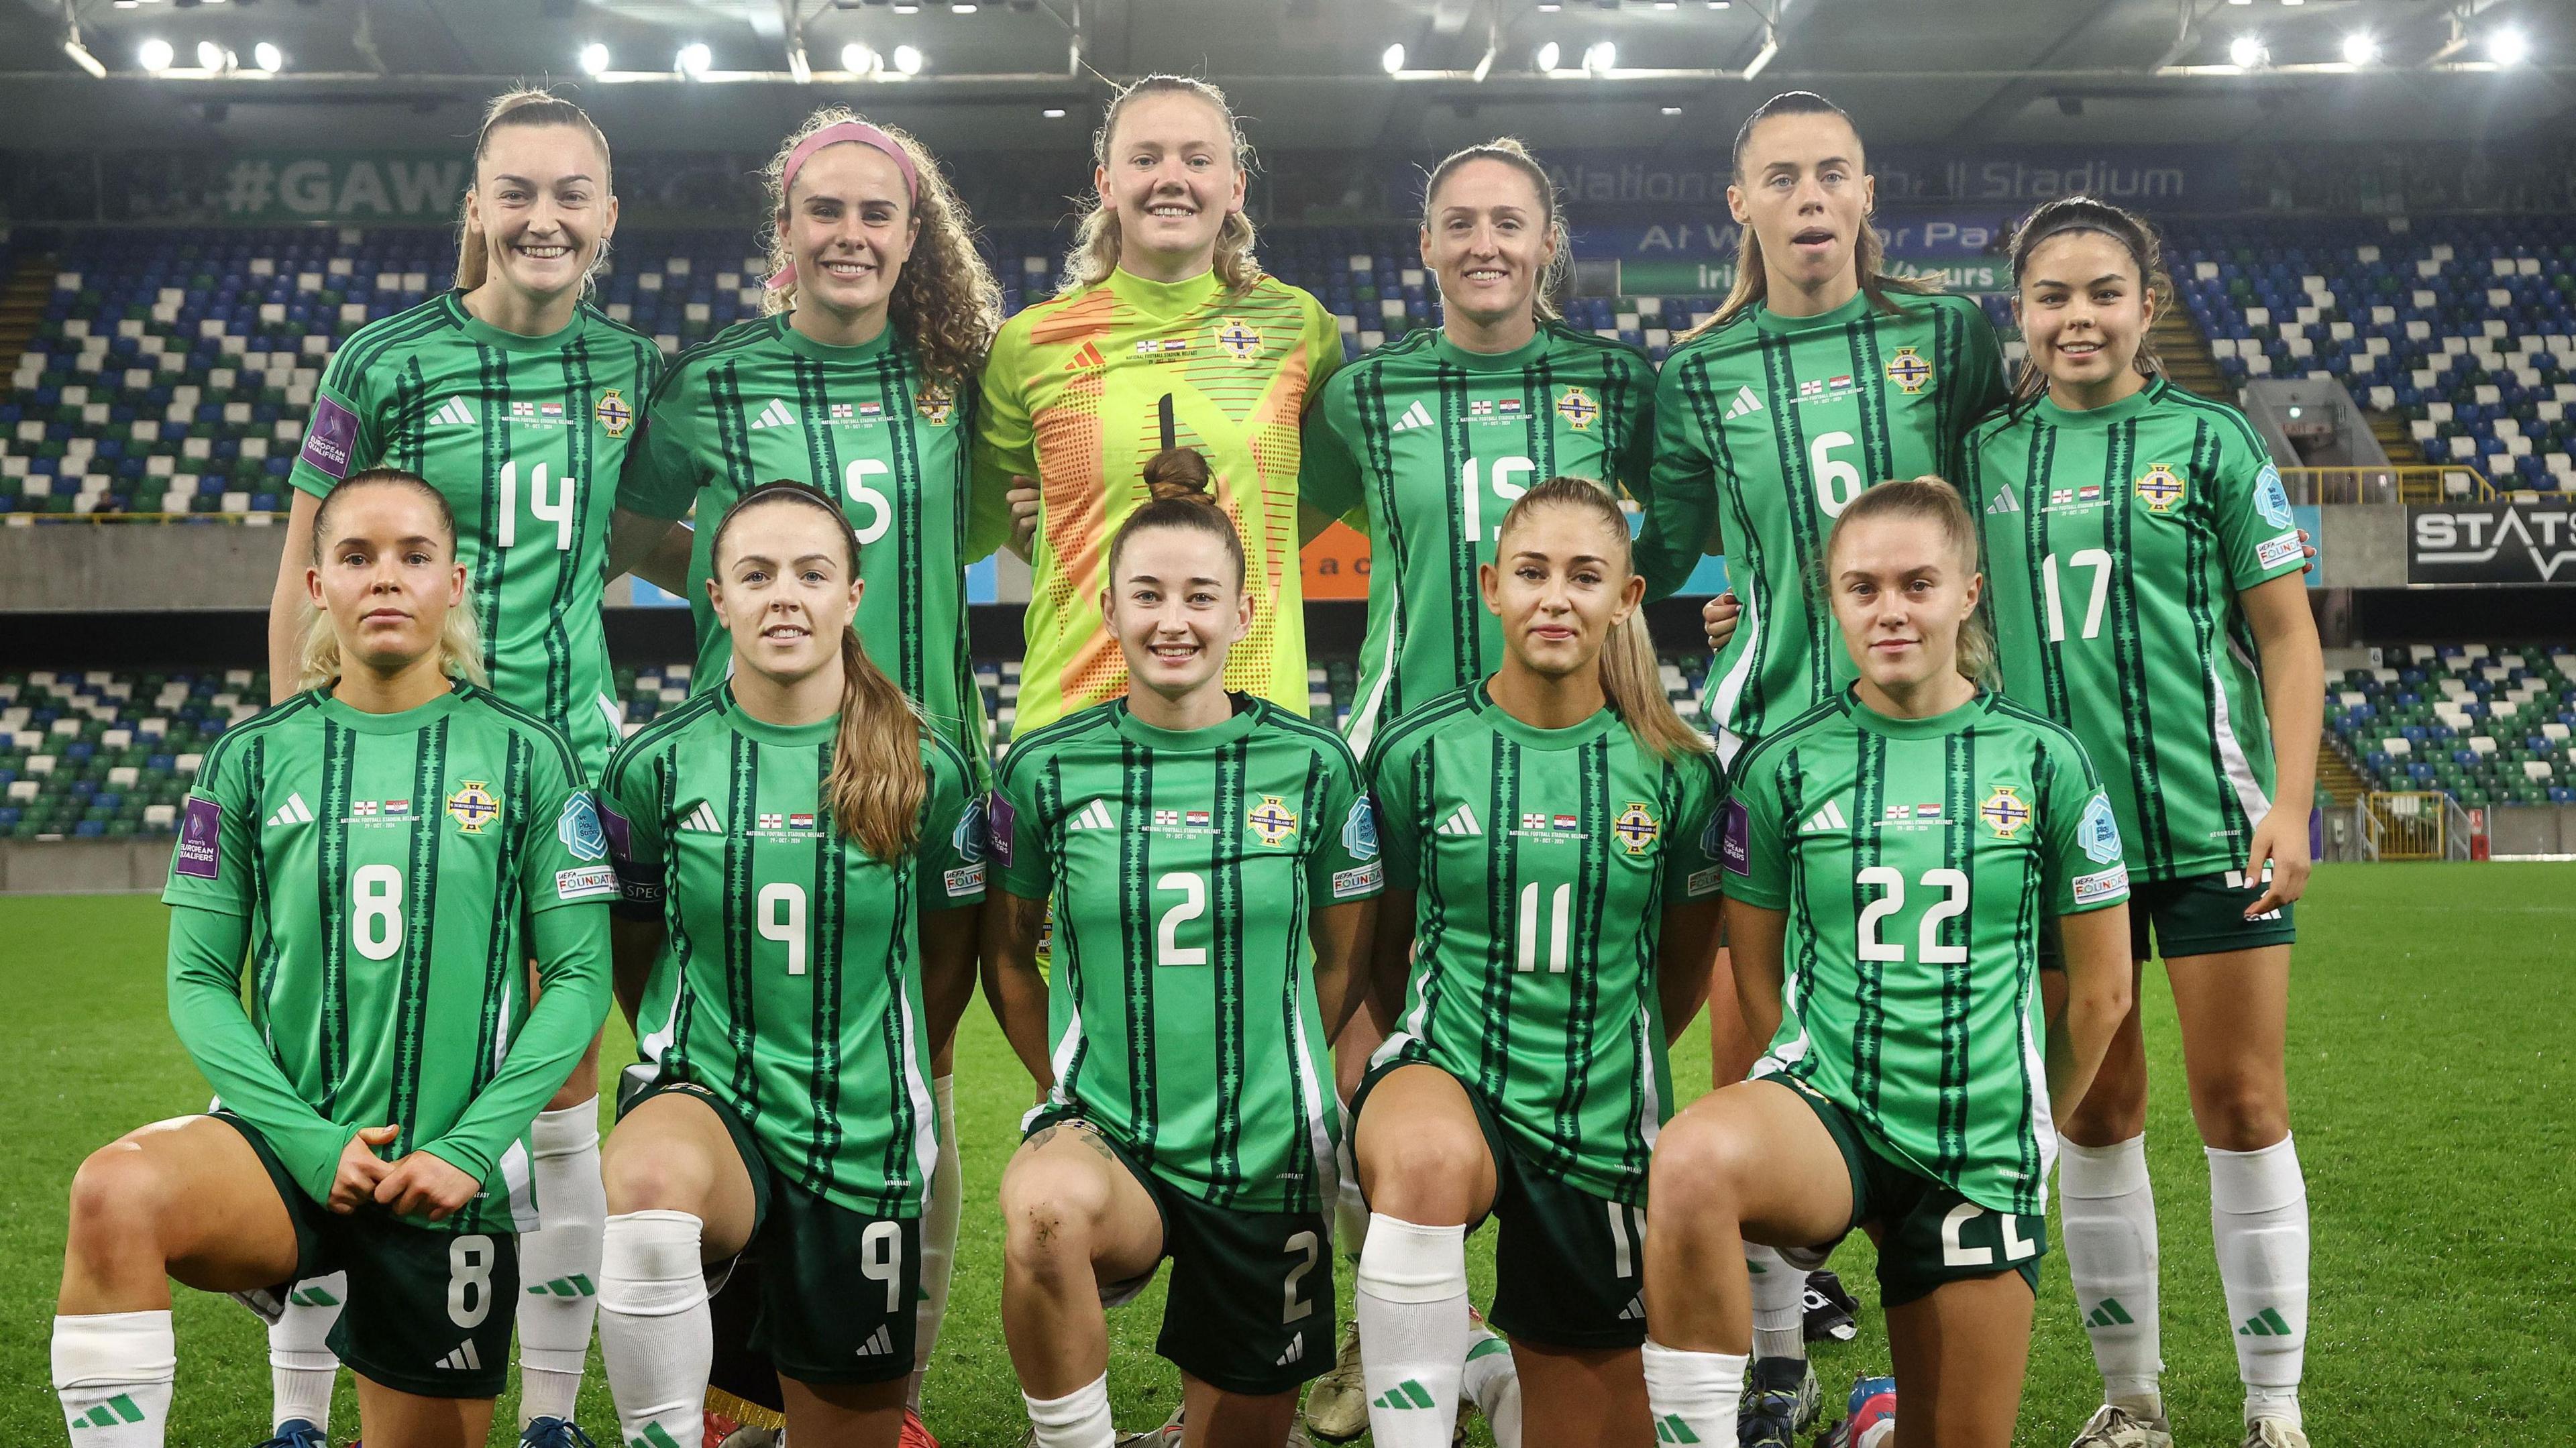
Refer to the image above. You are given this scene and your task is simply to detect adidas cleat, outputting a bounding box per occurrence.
[515,1418,597,1448]
[1735,1355,1820,1445]
[2241,1419,2309,1448]
[252,1420,328,1448]
[2070,1402,2172,1448]
[1803,1270,1859,1343]
[1299,1321,1368,1442]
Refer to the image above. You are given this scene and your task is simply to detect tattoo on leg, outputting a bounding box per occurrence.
[1026,1125,1061,1152]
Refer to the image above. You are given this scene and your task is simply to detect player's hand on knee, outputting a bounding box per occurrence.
[374,1148,481,1222]
[1007,478,1041,561]
[1702,592,1742,652]
[328,1125,400,1215]
[2243,807,2312,917]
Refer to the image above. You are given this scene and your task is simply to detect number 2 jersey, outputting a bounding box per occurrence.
[1302,323,1658,757]
[1366,685,1726,1205]
[989,695,1381,1213]
[161,683,618,1233]
[291,293,665,777]
[1964,378,2306,881]
[600,688,986,1218]
[1643,290,2007,764]
[1723,689,2129,1215]
[617,317,987,768]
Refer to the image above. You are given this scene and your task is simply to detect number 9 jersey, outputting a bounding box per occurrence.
[290,294,666,777]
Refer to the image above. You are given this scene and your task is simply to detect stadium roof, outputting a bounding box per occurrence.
[2,0,2567,152]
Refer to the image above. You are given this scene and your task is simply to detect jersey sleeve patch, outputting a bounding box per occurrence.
[2253,462,2294,529]
[558,793,609,862]
[952,796,989,865]
[1686,865,1726,898]
[1332,860,1384,899]
[174,795,225,879]
[1343,796,1380,861]
[299,394,360,480]
[986,792,1016,870]
[2255,533,2303,571]
[1719,797,1753,877]
[2078,793,2123,865]
[2072,865,2129,907]
[944,862,987,899]
[555,865,620,901]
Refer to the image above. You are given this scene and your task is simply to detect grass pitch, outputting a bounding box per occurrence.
[3,862,2570,1445]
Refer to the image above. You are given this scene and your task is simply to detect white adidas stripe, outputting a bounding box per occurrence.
[266,792,313,827]
[853,1324,894,1357]
[682,801,724,834]
[1727,385,1764,419]
[435,1339,482,1371]
[431,397,474,427]
[1803,799,1849,833]
[1434,805,1481,837]
[750,398,798,429]
[1391,400,1434,432]
[1068,799,1115,830]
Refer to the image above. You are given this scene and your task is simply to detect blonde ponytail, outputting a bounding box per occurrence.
[1494,476,1711,762]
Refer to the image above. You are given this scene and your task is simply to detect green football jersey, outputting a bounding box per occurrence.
[1964,378,2306,882]
[617,317,985,770]
[162,683,621,1233]
[1366,684,1727,1205]
[600,688,985,1218]
[1723,688,2129,1215]
[290,293,665,777]
[1641,290,2008,764]
[989,695,1381,1213]
[1303,323,1657,756]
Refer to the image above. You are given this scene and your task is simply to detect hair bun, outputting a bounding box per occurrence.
[1140,447,1216,504]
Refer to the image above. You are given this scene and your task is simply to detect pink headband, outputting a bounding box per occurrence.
[766,121,922,291]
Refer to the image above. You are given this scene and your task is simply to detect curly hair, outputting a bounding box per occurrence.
[760,107,1001,389]
[1063,74,1263,298]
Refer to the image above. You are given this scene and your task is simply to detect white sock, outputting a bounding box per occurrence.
[2209,1135,2308,1430]
[910,1073,961,1414]
[1641,1339,1746,1448]
[53,1310,176,1447]
[597,1209,711,1448]
[1023,1372,1116,1448]
[1335,1166,1371,1264]
[2061,1135,2165,1418]
[1462,1326,1521,1448]
[1355,1214,1468,1448]
[517,1101,606,1427]
[1745,1243,1807,1363]
[266,1273,344,1431]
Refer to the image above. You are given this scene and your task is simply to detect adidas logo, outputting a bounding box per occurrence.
[679,801,724,834]
[1987,486,2021,515]
[2238,1307,2295,1338]
[748,398,799,430]
[433,1339,484,1372]
[1803,799,1851,834]
[853,1323,895,1358]
[2087,1296,2135,1329]
[1655,1414,1705,1445]
[1065,339,1107,370]
[266,792,315,828]
[628,1426,688,1448]
[1725,386,1764,419]
[284,1283,339,1308]
[1434,804,1481,838]
[526,1274,595,1298]
[1390,400,1435,433]
[1371,1379,1436,1411]
[1619,1291,1646,1321]
[429,396,476,428]
[1066,799,1116,832]
[68,1395,146,1431]
[1275,1332,1305,1367]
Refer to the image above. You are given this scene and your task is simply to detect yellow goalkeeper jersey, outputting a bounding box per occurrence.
[973,266,1344,736]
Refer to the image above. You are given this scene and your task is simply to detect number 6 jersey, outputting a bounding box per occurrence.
[290,294,666,777]
[1723,688,2129,1215]
[989,695,1382,1214]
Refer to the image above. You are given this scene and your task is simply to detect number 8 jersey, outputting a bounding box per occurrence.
[1642,290,2006,765]
[1723,689,2129,1215]
[290,294,666,777]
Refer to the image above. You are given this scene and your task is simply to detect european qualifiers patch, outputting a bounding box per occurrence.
[1885,345,1933,394]
[2135,463,2187,514]
[447,782,501,834]
[1246,795,1299,847]
[1613,802,1660,855]
[914,385,957,426]
[1555,385,1600,431]
[1978,785,2032,839]
[594,388,633,436]
[1213,317,1263,359]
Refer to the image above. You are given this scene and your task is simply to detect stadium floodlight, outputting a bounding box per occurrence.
[138,36,173,71]
[196,40,228,71]
[1660,105,1682,115]
[2488,29,2529,68]
[676,42,711,76]
[892,44,922,74]
[951,1,977,11]
[2229,35,2266,69]
[2341,33,2376,67]
[1382,43,1405,74]
[250,41,281,73]
[842,42,876,72]
[63,38,107,77]
[1582,40,1615,73]
[1042,107,1067,118]
[1534,40,1560,72]
[579,42,610,75]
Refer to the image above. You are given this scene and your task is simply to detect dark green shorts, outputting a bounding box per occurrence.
[2047,868,2297,965]
[1772,1082,2045,1308]
[625,1080,921,1386]
[1350,1059,1650,1351]
[1023,1106,1334,1397]
[214,1111,519,1399]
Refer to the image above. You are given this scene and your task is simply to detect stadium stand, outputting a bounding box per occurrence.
[2331,646,2576,809]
